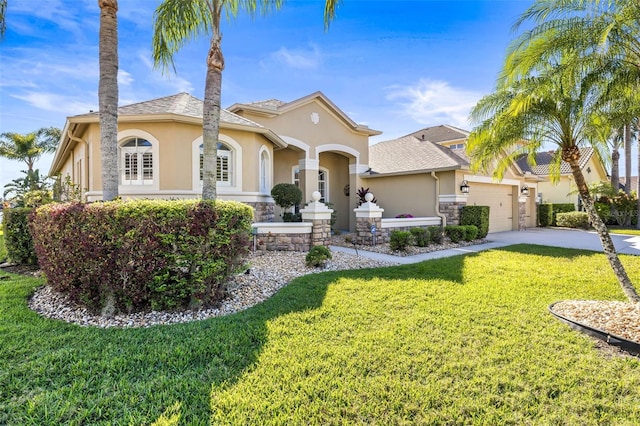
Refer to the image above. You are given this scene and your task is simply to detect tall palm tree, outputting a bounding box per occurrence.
[98,0,119,201]
[152,0,340,200]
[0,127,61,172]
[467,63,640,302]
[0,0,7,40]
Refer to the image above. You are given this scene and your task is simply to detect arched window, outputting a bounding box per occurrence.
[199,142,233,186]
[259,148,270,193]
[120,137,153,185]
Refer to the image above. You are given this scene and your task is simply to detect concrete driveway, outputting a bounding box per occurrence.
[488,228,640,256]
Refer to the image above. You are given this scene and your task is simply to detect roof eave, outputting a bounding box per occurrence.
[362,165,462,178]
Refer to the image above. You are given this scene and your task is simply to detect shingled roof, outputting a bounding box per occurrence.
[403,124,469,143]
[515,148,595,176]
[91,93,265,128]
[369,135,468,175]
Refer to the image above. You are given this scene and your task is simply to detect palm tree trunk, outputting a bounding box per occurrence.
[569,158,640,302]
[610,148,620,189]
[201,12,224,200]
[625,124,632,195]
[98,0,119,201]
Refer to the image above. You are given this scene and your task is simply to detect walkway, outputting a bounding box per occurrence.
[329,228,640,264]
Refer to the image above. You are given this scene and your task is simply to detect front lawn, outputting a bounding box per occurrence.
[609,227,640,236]
[1,245,640,425]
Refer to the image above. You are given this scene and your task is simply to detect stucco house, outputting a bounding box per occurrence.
[363,125,539,233]
[515,148,609,209]
[51,92,608,234]
[51,92,380,232]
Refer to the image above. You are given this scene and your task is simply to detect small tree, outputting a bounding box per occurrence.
[271,183,302,221]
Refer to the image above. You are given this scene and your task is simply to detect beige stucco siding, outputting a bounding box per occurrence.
[240,102,370,164]
[538,156,607,207]
[365,174,438,218]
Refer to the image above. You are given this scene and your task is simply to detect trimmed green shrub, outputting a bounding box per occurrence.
[538,203,553,227]
[445,225,465,243]
[271,183,302,212]
[30,199,253,314]
[460,205,490,238]
[428,226,444,244]
[551,203,575,226]
[410,227,429,247]
[462,225,479,241]
[594,202,612,224]
[555,211,590,229]
[389,230,412,251]
[2,207,37,265]
[305,245,332,267]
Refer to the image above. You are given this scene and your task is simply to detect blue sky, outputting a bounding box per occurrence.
[1,0,537,190]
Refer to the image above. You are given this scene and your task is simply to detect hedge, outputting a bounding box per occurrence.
[538,203,576,227]
[460,205,490,238]
[2,207,37,265]
[555,211,590,229]
[30,199,253,314]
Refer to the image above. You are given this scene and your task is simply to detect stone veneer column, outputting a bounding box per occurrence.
[438,194,468,225]
[353,193,384,246]
[300,191,334,247]
[518,195,528,230]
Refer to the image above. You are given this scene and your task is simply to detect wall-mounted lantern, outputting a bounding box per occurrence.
[460,180,470,194]
[521,184,529,196]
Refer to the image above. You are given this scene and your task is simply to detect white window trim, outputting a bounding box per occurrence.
[292,166,329,202]
[118,129,159,191]
[191,134,242,192]
[258,145,271,194]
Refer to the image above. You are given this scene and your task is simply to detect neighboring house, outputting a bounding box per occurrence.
[363,125,539,233]
[515,148,609,209]
[50,92,381,231]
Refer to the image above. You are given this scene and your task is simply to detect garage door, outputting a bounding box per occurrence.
[466,183,515,233]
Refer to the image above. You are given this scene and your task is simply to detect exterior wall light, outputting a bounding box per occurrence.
[521,184,529,196]
[460,180,470,194]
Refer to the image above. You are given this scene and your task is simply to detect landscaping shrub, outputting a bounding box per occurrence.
[460,205,489,238]
[389,230,412,251]
[428,226,444,244]
[410,227,429,247]
[305,245,332,267]
[538,203,553,227]
[2,207,37,265]
[30,199,252,314]
[462,225,479,241]
[555,211,590,229]
[444,225,466,243]
[594,202,612,224]
[395,213,414,218]
[551,203,575,225]
[271,183,302,221]
[356,187,377,206]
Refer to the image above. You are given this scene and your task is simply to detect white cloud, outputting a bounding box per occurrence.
[118,70,134,86]
[386,79,483,130]
[268,45,322,70]
[11,92,96,115]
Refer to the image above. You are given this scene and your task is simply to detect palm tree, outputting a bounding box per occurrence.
[152,0,340,200]
[0,0,7,40]
[467,62,640,302]
[98,0,119,201]
[0,127,61,172]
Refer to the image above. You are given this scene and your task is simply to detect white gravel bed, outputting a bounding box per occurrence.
[28,251,398,329]
[551,300,640,344]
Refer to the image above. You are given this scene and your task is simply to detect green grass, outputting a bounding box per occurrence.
[608,227,640,236]
[2,244,640,425]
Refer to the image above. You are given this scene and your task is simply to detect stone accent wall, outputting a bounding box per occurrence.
[245,202,274,223]
[519,201,527,230]
[309,219,332,247]
[439,201,467,225]
[356,217,383,245]
[253,232,311,252]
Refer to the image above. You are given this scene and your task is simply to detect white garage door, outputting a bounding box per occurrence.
[466,183,515,233]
